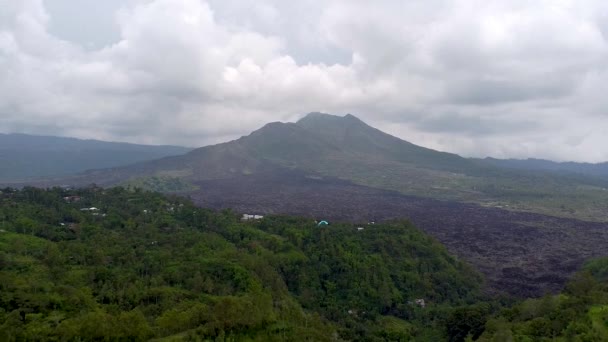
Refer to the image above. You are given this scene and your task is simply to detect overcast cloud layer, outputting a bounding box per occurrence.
[1,0,607,162]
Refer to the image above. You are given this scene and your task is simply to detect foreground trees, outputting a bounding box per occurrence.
[0,187,484,340]
[479,260,608,341]
[0,187,606,341]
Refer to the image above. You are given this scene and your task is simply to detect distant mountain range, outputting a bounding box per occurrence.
[4,113,608,221]
[477,157,608,179]
[0,133,191,181]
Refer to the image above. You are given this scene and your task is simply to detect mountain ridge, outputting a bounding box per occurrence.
[0,133,192,181]
[9,113,608,222]
[478,156,608,179]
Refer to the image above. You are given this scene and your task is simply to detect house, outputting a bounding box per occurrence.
[241,214,264,221]
[357,227,364,231]
[414,299,426,308]
[63,196,81,203]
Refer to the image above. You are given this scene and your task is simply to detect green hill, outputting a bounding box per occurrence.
[0,187,484,341]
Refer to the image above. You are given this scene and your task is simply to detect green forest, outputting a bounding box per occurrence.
[0,187,606,341]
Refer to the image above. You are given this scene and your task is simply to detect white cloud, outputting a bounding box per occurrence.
[0,0,607,161]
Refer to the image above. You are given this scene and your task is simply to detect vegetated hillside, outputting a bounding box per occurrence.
[0,187,484,341]
[478,157,608,179]
[2,187,607,341]
[0,133,191,182]
[36,113,608,221]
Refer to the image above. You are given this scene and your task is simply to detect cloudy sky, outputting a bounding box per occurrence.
[1,0,607,162]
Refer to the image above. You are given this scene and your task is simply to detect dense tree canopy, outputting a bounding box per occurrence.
[0,187,606,341]
[0,187,485,341]
[479,259,608,341]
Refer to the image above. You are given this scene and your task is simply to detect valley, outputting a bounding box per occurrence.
[5,113,608,300]
[5,2,608,339]
[185,169,608,298]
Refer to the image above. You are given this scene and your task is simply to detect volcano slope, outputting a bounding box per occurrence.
[25,113,608,222]
[186,169,608,298]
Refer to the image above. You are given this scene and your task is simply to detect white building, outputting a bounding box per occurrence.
[242,214,264,220]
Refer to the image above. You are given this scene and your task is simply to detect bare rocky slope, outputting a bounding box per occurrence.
[187,169,608,297]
